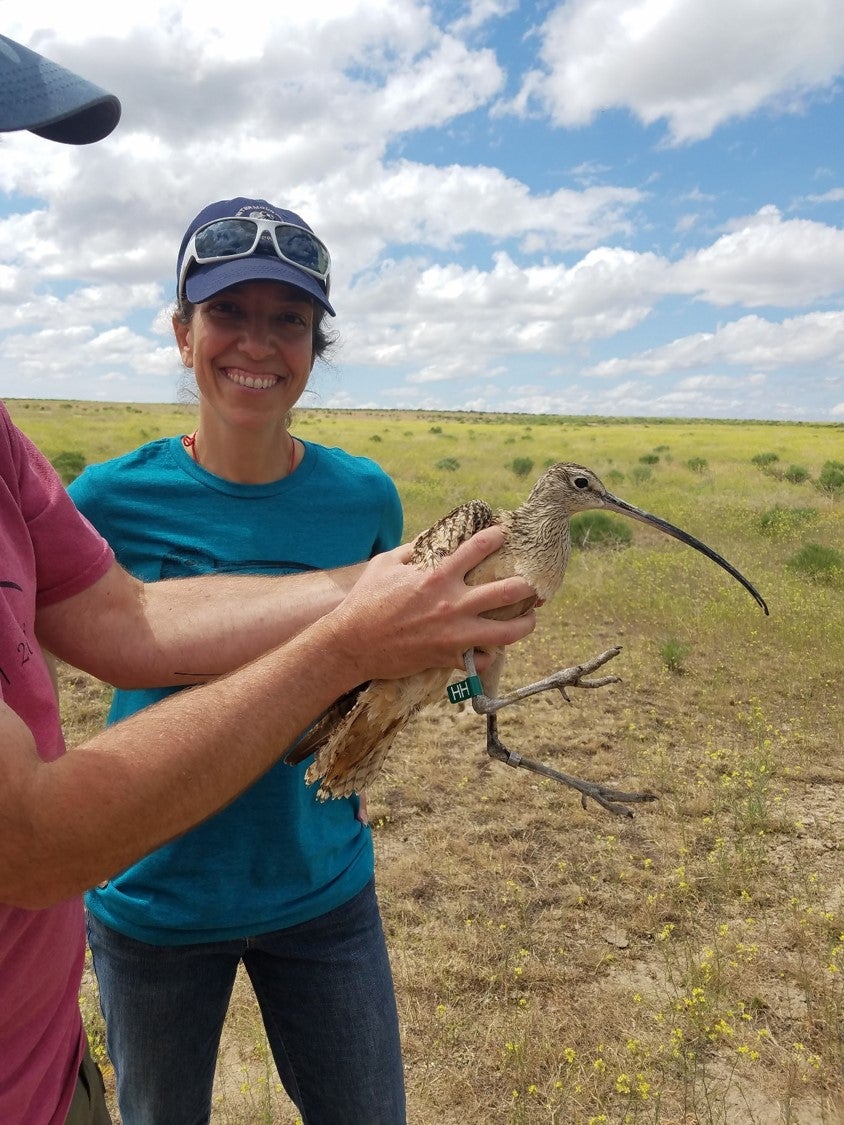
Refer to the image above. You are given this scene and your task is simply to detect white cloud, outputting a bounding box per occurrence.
[340,246,665,372]
[449,0,520,35]
[507,0,844,143]
[803,188,844,204]
[583,310,844,378]
[670,207,844,306]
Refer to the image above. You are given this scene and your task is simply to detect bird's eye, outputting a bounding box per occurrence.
[573,476,590,489]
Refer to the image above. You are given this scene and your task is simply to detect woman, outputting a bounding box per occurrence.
[70,198,407,1124]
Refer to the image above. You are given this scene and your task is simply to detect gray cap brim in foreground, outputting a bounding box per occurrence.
[0,33,120,144]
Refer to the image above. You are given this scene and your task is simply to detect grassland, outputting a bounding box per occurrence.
[9,399,844,1125]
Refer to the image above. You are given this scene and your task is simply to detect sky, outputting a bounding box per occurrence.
[1,0,843,421]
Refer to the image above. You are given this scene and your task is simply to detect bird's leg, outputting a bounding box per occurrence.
[484,712,657,818]
[462,647,656,818]
[464,645,624,714]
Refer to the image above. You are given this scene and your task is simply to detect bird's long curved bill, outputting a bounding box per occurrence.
[603,494,769,615]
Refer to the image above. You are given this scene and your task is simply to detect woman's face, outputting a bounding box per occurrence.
[172,280,315,429]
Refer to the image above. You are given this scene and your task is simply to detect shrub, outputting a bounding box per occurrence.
[369,434,382,443]
[787,543,844,587]
[752,451,779,469]
[51,450,87,485]
[570,511,633,549]
[783,464,809,484]
[756,506,819,537]
[510,457,534,479]
[686,457,708,473]
[659,636,689,675]
[631,465,652,485]
[429,425,442,434]
[435,457,460,472]
[605,469,625,487]
[817,460,844,496]
[639,453,660,465]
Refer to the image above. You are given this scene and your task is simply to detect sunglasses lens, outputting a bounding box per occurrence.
[276,227,330,275]
[194,219,258,260]
[189,218,329,288]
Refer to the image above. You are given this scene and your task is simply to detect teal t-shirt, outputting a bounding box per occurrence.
[70,435,402,945]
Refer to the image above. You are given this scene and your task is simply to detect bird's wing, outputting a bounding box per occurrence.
[305,668,451,799]
[411,499,496,567]
[287,502,492,772]
[292,501,497,797]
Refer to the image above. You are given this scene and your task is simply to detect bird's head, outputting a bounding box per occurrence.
[526,462,769,615]
[526,463,613,514]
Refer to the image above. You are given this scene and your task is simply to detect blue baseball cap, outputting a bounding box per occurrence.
[0,33,120,144]
[177,197,335,316]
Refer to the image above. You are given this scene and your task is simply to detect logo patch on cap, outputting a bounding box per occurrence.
[236,206,282,222]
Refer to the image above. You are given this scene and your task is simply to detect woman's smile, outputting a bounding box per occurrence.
[221,366,282,391]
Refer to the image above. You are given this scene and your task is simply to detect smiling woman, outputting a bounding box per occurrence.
[171,198,336,485]
[66,197,409,1124]
[174,280,322,482]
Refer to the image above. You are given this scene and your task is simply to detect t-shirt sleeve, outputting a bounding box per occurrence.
[374,472,404,552]
[66,462,106,532]
[1,407,114,607]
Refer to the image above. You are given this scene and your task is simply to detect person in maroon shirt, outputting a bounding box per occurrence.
[0,34,537,1125]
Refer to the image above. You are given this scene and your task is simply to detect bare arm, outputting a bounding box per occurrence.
[36,558,367,689]
[3,530,536,908]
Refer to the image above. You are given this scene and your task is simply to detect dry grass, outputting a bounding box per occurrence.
[18,400,842,1125]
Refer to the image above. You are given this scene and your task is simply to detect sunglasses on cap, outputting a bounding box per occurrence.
[178,217,331,302]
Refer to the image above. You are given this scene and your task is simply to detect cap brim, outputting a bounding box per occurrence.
[0,34,121,144]
[185,256,335,316]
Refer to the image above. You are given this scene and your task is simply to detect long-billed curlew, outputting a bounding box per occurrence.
[286,463,769,817]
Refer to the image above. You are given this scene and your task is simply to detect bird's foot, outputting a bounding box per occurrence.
[487,723,656,818]
[467,645,623,716]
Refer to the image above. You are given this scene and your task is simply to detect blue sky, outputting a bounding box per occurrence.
[1,0,843,420]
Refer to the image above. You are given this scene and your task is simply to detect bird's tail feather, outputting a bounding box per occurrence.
[284,684,368,766]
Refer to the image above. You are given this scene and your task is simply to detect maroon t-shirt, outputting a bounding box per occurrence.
[0,402,113,1123]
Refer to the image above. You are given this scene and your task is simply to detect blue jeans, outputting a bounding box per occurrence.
[86,880,406,1125]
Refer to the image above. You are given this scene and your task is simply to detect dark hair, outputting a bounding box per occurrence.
[174,292,334,362]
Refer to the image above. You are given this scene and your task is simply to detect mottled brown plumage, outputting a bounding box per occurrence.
[286,464,768,816]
